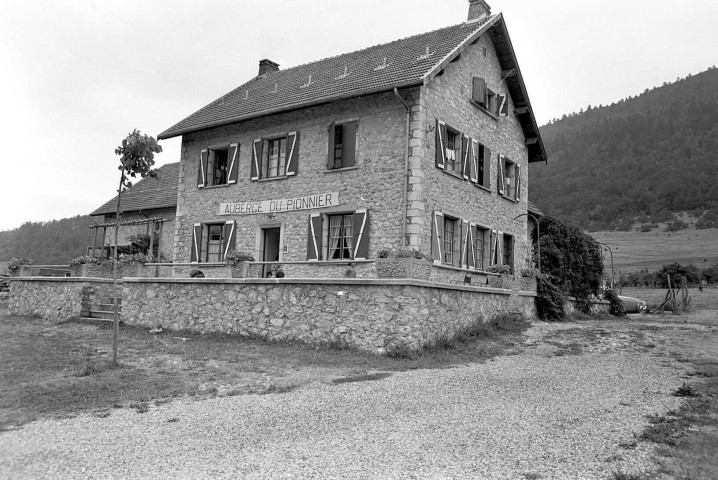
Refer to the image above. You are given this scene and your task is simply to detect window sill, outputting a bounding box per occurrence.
[440,168,464,180]
[199,183,231,190]
[433,262,500,276]
[258,175,288,182]
[470,100,499,121]
[500,194,519,203]
[324,166,359,174]
[474,183,491,193]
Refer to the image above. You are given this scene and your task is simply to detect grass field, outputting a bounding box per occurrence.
[0,314,528,431]
[590,226,718,274]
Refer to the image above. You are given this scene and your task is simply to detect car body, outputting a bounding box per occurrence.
[618,295,647,313]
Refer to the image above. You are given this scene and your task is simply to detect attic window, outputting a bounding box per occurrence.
[300,75,313,88]
[374,57,390,71]
[335,66,350,80]
[417,46,434,61]
[471,77,508,117]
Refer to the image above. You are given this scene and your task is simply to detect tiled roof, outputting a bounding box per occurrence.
[528,201,544,217]
[90,162,179,216]
[158,17,495,140]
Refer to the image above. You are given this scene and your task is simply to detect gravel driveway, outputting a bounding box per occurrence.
[1,319,708,479]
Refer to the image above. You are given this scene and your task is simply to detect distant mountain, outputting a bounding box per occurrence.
[532,67,718,231]
[0,216,95,265]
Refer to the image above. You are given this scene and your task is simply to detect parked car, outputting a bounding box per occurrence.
[618,295,647,313]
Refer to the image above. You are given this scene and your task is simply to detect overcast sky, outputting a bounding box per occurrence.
[0,0,716,232]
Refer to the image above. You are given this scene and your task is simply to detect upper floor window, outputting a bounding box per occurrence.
[197,144,238,188]
[328,121,358,170]
[435,120,468,179]
[471,77,508,117]
[470,139,491,189]
[498,155,521,201]
[251,132,299,180]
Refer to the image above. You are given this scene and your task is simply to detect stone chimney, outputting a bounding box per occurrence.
[467,0,491,22]
[258,59,280,76]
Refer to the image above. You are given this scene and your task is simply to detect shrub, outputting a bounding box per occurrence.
[487,264,510,274]
[604,289,626,317]
[7,257,33,270]
[224,250,255,265]
[665,219,688,232]
[69,255,99,266]
[536,274,566,321]
[696,209,718,229]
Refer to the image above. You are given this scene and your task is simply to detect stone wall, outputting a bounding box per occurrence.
[565,296,610,315]
[8,278,115,322]
[121,278,535,352]
[411,32,531,272]
[175,89,415,265]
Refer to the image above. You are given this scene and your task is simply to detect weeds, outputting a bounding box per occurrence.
[331,372,392,385]
[674,381,699,397]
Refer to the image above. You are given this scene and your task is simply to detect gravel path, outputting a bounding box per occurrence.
[0,320,696,479]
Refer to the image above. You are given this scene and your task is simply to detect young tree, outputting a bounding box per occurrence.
[111,130,162,365]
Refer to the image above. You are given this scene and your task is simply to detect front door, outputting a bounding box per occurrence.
[261,227,281,277]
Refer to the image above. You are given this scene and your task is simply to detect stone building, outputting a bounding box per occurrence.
[158,0,546,278]
[90,162,179,261]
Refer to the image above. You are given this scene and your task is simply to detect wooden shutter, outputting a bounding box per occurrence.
[435,119,446,170]
[286,131,299,176]
[469,140,479,183]
[467,223,476,269]
[488,228,496,266]
[499,95,509,116]
[482,145,491,188]
[460,219,469,269]
[190,223,202,263]
[251,139,262,181]
[461,135,470,180]
[343,121,357,168]
[498,231,504,265]
[327,122,336,169]
[472,77,487,106]
[515,164,521,201]
[198,150,208,188]
[497,154,505,194]
[222,220,236,261]
[306,214,322,261]
[352,209,369,260]
[431,211,444,265]
[227,143,239,184]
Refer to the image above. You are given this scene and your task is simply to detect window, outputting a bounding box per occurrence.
[197,144,239,188]
[306,210,369,261]
[435,120,468,178]
[498,156,521,201]
[471,77,508,117]
[472,225,488,270]
[502,233,514,273]
[470,140,491,189]
[190,221,236,263]
[328,121,357,169]
[251,132,299,180]
[431,211,461,266]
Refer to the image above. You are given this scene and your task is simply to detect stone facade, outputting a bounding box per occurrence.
[174,90,411,265]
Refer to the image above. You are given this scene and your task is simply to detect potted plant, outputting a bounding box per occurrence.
[225,250,255,278]
[7,257,32,277]
[69,255,98,277]
[486,264,510,288]
[375,249,431,279]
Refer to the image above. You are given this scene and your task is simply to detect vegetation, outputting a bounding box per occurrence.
[619,261,717,287]
[534,67,718,231]
[697,209,718,229]
[603,289,626,317]
[0,215,95,264]
[535,274,567,321]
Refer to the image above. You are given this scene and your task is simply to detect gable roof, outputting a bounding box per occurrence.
[90,162,179,217]
[158,14,546,163]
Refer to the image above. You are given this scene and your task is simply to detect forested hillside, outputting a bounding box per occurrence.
[0,216,95,264]
[532,67,718,231]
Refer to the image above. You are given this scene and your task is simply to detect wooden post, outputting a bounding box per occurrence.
[666,275,676,312]
[101,227,107,259]
[92,227,98,258]
[149,222,155,260]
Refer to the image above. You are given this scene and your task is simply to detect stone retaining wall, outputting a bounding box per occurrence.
[8,278,115,322]
[565,296,610,315]
[8,277,536,353]
[121,278,535,352]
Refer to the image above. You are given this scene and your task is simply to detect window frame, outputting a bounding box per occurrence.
[444,127,462,177]
[500,156,518,201]
[325,212,355,261]
[441,215,460,266]
[261,135,287,179]
[502,233,514,273]
[206,148,229,186]
[473,224,489,271]
[328,121,359,170]
[190,221,236,264]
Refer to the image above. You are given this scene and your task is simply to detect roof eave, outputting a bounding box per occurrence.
[158,80,424,140]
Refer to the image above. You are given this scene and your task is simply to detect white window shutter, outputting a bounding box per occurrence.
[435,120,446,170]
[515,164,521,201]
[432,211,444,265]
[198,150,208,188]
[497,155,505,194]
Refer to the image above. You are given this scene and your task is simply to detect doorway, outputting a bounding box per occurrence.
[260,227,281,277]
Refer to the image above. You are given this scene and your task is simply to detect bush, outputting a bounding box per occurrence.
[7,257,33,271]
[69,255,99,266]
[487,264,510,274]
[665,219,688,232]
[536,274,566,321]
[604,289,626,317]
[696,209,718,229]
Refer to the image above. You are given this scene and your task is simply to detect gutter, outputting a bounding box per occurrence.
[393,87,411,247]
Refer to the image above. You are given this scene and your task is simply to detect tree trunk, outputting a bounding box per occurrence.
[112,172,125,366]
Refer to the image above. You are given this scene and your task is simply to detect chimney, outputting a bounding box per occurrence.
[258,59,280,76]
[467,0,491,22]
